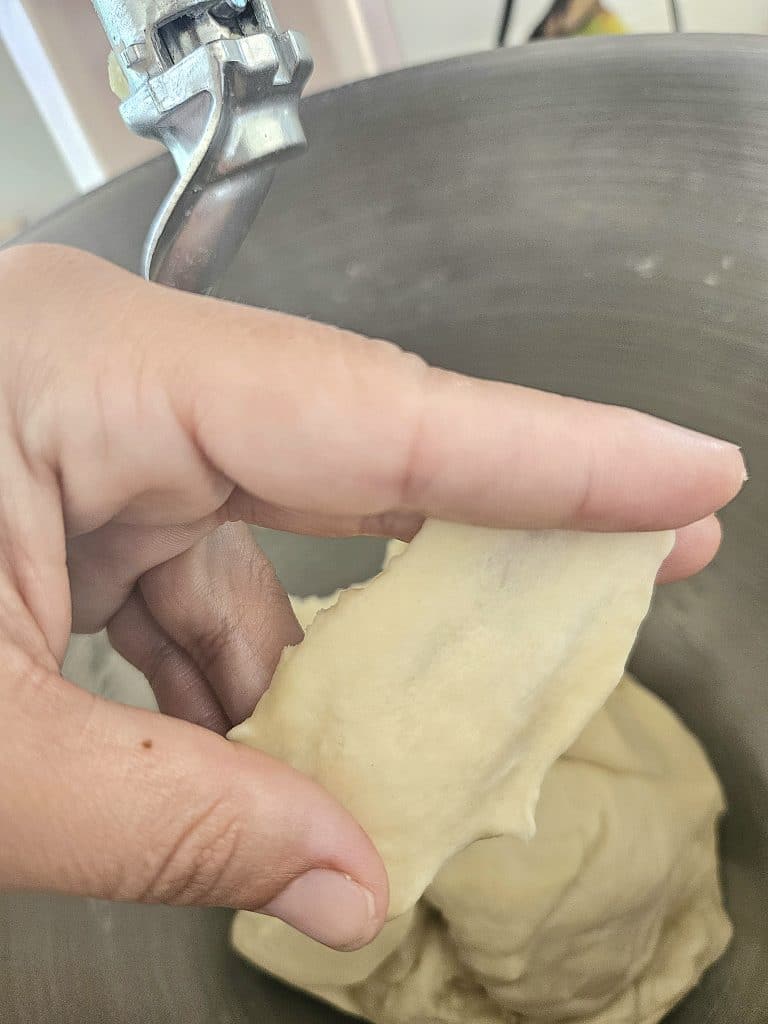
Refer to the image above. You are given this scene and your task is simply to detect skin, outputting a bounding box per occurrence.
[0,244,746,951]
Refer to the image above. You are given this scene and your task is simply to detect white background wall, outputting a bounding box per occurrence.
[0,38,76,240]
[681,0,768,31]
[2,0,768,239]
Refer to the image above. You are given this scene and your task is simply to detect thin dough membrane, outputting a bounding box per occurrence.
[230,522,731,1024]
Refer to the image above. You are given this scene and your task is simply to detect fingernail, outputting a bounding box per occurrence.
[657,419,739,453]
[655,421,747,488]
[262,869,378,951]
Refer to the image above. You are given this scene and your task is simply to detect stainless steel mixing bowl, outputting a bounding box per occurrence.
[2,33,766,1024]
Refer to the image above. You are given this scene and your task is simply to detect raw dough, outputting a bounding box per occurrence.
[230,522,674,917]
[230,523,731,1024]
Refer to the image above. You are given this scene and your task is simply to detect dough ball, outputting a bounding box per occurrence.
[233,680,731,1024]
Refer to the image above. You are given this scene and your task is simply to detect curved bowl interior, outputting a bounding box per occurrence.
[3,34,767,1024]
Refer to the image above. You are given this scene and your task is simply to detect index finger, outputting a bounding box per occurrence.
[11,246,746,535]
[172,287,745,535]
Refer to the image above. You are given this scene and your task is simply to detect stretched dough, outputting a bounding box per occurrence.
[230,523,730,1023]
[230,522,673,918]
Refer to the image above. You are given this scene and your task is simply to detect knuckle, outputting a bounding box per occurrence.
[141,798,244,907]
[242,546,284,604]
[396,364,433,508]
[188,535,276,673]
[0,244,81,302]
[189,616,234,678]
[0,243,49,283]
[0,247,92,467]
[144,634,184,682]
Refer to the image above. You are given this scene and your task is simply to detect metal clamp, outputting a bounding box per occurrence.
[92,0,312,293]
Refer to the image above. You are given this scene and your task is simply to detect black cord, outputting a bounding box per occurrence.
[668,0,681,31]
[497,0,516,47]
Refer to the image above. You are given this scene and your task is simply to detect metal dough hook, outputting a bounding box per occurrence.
[92,0,312,294]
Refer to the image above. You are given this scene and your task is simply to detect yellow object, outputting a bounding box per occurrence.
[107,51,131,101]
[579,11,627,35]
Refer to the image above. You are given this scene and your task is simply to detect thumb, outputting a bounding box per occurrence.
[0,654,388,951]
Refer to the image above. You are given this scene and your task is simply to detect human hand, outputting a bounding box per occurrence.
[0,245,745,950]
